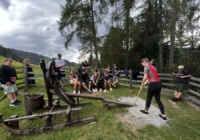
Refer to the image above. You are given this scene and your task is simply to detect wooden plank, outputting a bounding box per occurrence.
[184,95,200,106]
[0,94,7,102]
[64,92,104,100]
[16,82,25,86]
[188,89,200,97]
[102,99,134,106]
[189,82,200,88]
[14,66,24,69]
[159,77,175,81]
[162,83,176,87]
[29,84,45,87]
[190,77,200,82]
[28,77,44,80]
[3,107,82,122]
[28,72,43,74]
[16,71,24,74]
[16,77,25,80]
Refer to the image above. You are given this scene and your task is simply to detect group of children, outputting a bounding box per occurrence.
[69,61,121,94]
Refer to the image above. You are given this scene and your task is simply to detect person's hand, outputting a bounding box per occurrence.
[140,85,144,90]
[6,82,11,86]
[180,76,184,78]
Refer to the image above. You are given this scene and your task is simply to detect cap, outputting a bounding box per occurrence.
[58,54,62,57]
[178,65,184,69]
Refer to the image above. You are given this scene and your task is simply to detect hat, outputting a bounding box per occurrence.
[178,65,184,69]
[58,54,62,57]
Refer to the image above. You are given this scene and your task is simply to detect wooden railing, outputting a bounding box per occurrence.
[2,64,199,109]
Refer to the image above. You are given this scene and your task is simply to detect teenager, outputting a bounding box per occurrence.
[0,58,21,106]
[79,69,92,93]
[70,68,81,94]
[112,64,120,88]
[81,61,90,70]
[172,65,191,102]
[106,65,113,79]
[23,59,35,84]
[55,54,66,82]
[90,72,98,92]
[97,69,104,92]
[104,72,113,92]
[140,58,167,120]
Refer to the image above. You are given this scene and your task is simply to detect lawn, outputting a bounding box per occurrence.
[0,84,200,140]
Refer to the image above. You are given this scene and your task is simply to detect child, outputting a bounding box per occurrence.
[90,72,98,92]
[97,69,104,92]
[112,64,120,88]
[79,69,92,93]
[104,73,113,92]
[0,58,21,106]
[70,68,81,94]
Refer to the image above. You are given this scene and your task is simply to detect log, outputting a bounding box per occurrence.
[189,82,200,88]
[2,107,82,122]
[64,92,104,100]
[188,89,200,97]
[190,77,200,82]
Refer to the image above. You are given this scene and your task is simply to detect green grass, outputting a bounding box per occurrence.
[0,85,200,140]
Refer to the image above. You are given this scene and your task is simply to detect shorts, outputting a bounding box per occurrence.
[175,83,187,92]
[113,75,119,82]
[1,84,18,95]
[70,78,77,84]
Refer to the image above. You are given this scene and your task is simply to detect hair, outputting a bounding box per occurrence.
[141,58,149,63]
[23,59,30,63]
[4,58,12,63]
[113,64,116,67]
[71,67,76,73]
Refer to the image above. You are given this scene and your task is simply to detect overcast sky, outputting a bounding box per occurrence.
[0,0,81,63]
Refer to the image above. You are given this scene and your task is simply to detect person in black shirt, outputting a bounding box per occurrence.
[70,68,81,94]
[172,65,191,102]
[112,64,120,88]
[79,69,92,93]
[105,65,113,79]
[0,58,21,106]
[23,59,35,85]
[104,73,113,92]
[81,61,90,71]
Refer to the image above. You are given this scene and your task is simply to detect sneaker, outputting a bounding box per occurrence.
[10,100,20,107]
[110,88,113,91]
[171,98,178,102]
[87,89,92,93]
[103,89,107,93]
[92,89,95,92]
[73,90,76,94]
[95,88,98,92]
[100,88,102,92]
[78,91,81,94]
[15,100,22,104]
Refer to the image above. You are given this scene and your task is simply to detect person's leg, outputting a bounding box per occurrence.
[7,93,15,102]
[82,82,88,90]
[88,81,92,90]
[144,83,155,112]
[176,92,182,98]
[108,80,111,88]
[104,81,107,89]
[154,83,165,115]
[77,81,81,91]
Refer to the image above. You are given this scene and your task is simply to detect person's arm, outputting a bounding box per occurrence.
[116,68,120,75]
[27,62,34,67]
[180,71,191,78]
[141,74,148,88]
[69,74,73,80]
[172,71,179,77]
[0,67,10,86]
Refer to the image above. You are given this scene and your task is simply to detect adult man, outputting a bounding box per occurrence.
[0,58,21,106]
[112,64,120,88]
[172,65,191,102]
[55,54,66,82]
[79,69,92,93]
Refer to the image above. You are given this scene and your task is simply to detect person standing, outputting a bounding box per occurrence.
[140,58,167,120]
[23,59,35,85]
[70,68,81,94]
[0,58,21,106]
[55,54,66,83]
[172,65,191,102]
[112,64,120,89]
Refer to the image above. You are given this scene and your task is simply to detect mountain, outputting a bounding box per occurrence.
[0,45,23,62]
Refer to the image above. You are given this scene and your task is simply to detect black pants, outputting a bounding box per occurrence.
[56,68,65,80]
[145,82,165,114]
[97,80,104,89]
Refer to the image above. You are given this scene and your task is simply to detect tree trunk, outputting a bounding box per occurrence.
[158,0,163,67]
[90,0,99,68]
[125,0,130,69]
[169,22,175,70]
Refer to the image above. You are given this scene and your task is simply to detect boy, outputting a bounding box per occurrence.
[0,58,21,106]
[104,73,113,92]
[79,69,92,93]
[55,54,66,83]
[112,64,120,88]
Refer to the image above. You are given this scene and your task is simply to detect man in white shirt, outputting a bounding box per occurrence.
[55,54,66,82]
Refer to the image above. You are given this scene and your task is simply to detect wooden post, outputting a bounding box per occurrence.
[23,63,28,90]
[24,94,32,116]
[129,69,132,89]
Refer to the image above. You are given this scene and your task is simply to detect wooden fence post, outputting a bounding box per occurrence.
[129,69,132,89]
[23,63,28,90]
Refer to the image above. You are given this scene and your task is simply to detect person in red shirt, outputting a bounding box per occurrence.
[140,58,167,120]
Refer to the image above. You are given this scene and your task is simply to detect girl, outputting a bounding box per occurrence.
[90,72,98,92]
[70,68,81,94]
[140,58,167,120]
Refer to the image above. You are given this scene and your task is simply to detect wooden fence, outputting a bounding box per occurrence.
[1,64,200,110]
[0,66,25,101]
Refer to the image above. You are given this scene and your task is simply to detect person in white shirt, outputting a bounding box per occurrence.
[55,54,66,82]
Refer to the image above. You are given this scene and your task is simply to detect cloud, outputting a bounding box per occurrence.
[0,0,11,11]
[0,0,80,63]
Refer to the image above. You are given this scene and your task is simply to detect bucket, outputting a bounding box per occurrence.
[26,93,44,112]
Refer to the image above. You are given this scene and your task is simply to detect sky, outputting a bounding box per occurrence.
[0,0,81,63]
